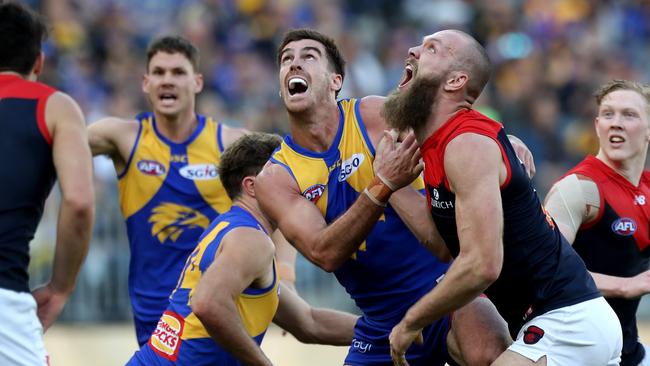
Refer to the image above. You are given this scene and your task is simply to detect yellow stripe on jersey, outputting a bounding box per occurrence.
[119,116,170,219]
[237,261,280,337]
[187,117,231,214]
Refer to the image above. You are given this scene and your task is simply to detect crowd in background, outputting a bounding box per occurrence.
[23,0,650,322]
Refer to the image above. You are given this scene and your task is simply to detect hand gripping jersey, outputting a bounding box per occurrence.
[567,156,650,366]
[0,74,56,293]
[119,112,232,345]
[421,109,600,337]
[127,206,279,366]
[271,99,452,364]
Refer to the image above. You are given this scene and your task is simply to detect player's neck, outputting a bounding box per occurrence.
[596,151,646,186]
[153,108,198,143]
[233,198,275,234]
[415,98,471,145]
[288,102,340,153]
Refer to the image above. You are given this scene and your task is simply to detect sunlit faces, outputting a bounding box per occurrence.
[142,52,203,117]
[596,89,650,164]
[278,39,342,112]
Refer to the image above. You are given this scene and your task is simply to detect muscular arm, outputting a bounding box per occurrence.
[220,124,249,148]
[272,229,298,289]
[545,174,650,299]
[399,133,503,331]
[32,92,95,330]
[191,228,275,366]
[273,282,357,345]
[87,117,139,172]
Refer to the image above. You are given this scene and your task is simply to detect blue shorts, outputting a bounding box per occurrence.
[344,315,454,366]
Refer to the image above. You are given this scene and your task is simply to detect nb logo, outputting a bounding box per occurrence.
[635,195,646,205]
[338,154,365,182]
[149,202,210,243]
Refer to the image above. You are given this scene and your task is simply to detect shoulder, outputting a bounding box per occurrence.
[221,225,274,256]
[44,92,85,130]
[357,95,387,145]
[220,124,250,149]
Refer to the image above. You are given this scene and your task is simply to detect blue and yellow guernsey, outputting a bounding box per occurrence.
[270,99,448,327]
[119,112,232,345]
[127,206,279,365]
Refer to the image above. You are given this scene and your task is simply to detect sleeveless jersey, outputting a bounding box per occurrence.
[0,74,56,293]
[119,112,232,345]
[421,109,599,336]
[567,156,650,366]
[270,98,448,326]
[128,206,279,365]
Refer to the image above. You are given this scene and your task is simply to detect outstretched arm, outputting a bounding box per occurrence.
[273,282,357,345]
[87,117,139,173]
[191,228,275,366]
[390,133,504,365]
[255,133,422,272]
[32,92,95,331]
[545,174,650,299]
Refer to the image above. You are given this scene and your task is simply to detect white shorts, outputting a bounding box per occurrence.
[0,288,48,366]
[508,297,622,366]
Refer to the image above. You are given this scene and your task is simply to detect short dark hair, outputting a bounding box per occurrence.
[0,1,47,75]
[595,80,650,113]
[277,28,346,98]
[219,133,283,200]
[146,36,200,72]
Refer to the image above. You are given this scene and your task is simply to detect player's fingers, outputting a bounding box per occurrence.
[415,332,424,345]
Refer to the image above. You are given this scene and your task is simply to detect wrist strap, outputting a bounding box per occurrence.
[364,188,387,207]
[376,173,398,192]
[364,175,393,207]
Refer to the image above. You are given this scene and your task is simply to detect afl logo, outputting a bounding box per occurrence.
[137,160,166,176]
[302,184,325,203]
[432,188,439,200]
[612,218,637,236]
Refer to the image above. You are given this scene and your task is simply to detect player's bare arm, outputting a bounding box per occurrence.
[255,134,421,272]
[87,116,140,172]
[546,174,650,299]
[32,92,95,331]
[273,281,357,345]
[191,227,275,366]
[220,124,250,148]
[389,133,504,365]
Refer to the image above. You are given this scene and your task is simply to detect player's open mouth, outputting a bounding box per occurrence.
[609,135,625,144]
[288,77,308,96]
[399,64,414,89]
[159,93,178,106]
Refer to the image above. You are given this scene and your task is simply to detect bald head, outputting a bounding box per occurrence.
[438,30,491,102]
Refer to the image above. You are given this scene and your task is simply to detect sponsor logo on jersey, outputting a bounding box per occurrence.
[137,159,166,176]
[179,163,219,180]
[612,218,637,236]
[303,184,326,203]
[149,202,210,243]
[635,195,646,205]
[338,154,365,182]
[429,187,454,209]
[523,325,544,345]
[170,154,188,163]
[149,311,184,361]
[351,338,373,353]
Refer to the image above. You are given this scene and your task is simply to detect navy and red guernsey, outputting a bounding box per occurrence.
[421,109,600,337]
[0,74,57,293]
[567,156,650,366]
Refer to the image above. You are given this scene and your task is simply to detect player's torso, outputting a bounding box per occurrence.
[570,157,650,365]
[0,75,56,292]
[144,207,279,364]
[271,99,446,323]
[422,110,598,333]
[118,113,232,319]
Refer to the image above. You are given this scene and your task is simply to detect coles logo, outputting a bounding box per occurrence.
[179,164,219,180]
[303,184,325,203]
[612,218,637,236]
[149,311,184,361]
[137,160,166,176]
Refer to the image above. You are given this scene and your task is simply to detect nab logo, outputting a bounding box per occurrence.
[137,160,166,176]
[303,184,325,203]
[338,154,365,182]
[612,218,637,236]
[179,164,219,180]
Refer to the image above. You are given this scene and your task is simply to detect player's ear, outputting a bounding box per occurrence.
[443,71,467,92]
[142,74,150,93]
[32,52,44,78]
[242,176,256,198]
[331,73,342,95]
[194,73,204,93]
